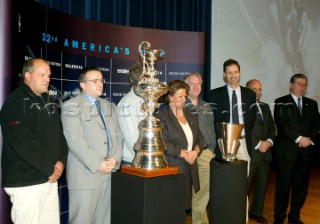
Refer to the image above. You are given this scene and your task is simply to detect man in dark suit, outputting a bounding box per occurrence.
[273,73,320,224]
[208,59,256,161]
[208,59,257,223]
[246,79,276,224]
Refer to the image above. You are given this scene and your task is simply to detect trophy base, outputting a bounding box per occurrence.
[121,165,179,178]
[214,157,247,164]
[222,157,238,162]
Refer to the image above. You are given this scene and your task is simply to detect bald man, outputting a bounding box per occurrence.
[246,79,276,224]
[0,58,68,224]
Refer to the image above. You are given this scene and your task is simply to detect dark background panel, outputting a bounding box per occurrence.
[61,53,86,81]
[110,59,136,84]
[110,83,131,104]
[166,62,205,82]
[46,51,64,79]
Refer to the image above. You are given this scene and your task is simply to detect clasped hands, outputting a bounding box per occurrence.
[181,148,199,165]
[99,157,117,175]
[258,140,272,153]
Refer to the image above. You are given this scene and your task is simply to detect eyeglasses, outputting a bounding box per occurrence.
[294,82,308,88]
[83,79,105,84]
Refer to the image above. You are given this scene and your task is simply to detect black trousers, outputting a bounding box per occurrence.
[274,154,312,221]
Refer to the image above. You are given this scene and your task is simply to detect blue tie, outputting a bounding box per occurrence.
[95,100,113,151]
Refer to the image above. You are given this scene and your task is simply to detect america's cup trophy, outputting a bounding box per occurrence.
[217,122,244,161]
[131,41,169,170]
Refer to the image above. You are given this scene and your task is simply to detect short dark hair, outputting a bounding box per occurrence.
[290,73,308,84]
[223,59,240,73]
[164,80,190,104]
[78,67,101,83]
[128,62,143,86]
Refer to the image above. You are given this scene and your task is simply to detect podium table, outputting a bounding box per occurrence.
[111,172,186,224]
[209,158,248,224]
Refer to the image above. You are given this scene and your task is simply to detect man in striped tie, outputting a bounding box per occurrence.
[273,74,320,224]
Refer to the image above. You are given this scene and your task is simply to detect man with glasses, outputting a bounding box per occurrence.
[273,73,320,224]
[61,67,123,224]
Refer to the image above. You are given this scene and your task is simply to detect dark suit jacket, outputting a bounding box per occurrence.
[208,85,257,158]
[250,101,276,162]
[274,94,320,161]
[155,105,206,192]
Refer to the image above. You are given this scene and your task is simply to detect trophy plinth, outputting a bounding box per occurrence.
[217,122,244,161]
[129,41,169,171]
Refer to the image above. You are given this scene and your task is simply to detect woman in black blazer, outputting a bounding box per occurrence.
[156,80,206,211]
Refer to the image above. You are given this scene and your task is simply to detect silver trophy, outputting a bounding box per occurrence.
[217,122,244,161]
[131,41,168,170]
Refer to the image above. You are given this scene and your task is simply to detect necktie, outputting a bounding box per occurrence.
[95,100,113,150]
[232,90,239,124]
[298,97,302,115]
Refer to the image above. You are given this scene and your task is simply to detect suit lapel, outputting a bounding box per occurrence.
[166,106,192,147]
[78,95,94,121]
[301,96,308,118]
[222,86,231,121]
[79,94,105,128]
[166,106,184,133]
[256,102,264,123]
[101,99,113,128]
[240,86,251,121]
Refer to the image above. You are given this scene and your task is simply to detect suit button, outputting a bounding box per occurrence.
[104,142,107,144]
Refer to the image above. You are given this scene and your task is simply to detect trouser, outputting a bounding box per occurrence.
[248,160,270,216]
[4,182,59,224]
[274,155,311,222]
[192,149,214,224]
[68,174,111,224]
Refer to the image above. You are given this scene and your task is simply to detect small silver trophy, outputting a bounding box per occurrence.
[131,41,169,170]
[217,122,244,161]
